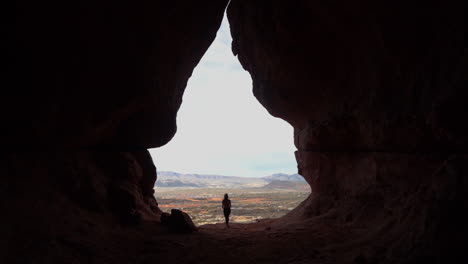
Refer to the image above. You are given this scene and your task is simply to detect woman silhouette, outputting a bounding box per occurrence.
[222,193,231,228]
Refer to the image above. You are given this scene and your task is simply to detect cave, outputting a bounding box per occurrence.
[4,0,467,263]
[150,13,304,226]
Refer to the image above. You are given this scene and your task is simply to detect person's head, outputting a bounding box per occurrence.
[224,193,228,199]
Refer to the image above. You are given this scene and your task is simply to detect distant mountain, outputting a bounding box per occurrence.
[263,173,306,182]
[156,171,268,188]
[155,171,306,190]
[155,180,202,188]
[263,180,310,191]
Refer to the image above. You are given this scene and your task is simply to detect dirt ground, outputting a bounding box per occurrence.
[70,216,357,264]
[102,220,336,264]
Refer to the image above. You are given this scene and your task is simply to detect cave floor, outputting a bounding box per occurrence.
[8,212,365,264]
[94,219,355,264]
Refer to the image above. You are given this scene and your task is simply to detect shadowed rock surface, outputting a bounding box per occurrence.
[161,209,197,233]
[3,0,467,263]
[228,0,467,262]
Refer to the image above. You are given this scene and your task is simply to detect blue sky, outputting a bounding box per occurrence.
[149,14,297,177]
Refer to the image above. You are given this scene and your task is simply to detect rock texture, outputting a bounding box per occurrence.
[3,0,467,263]
[2,150,162,263]
[3,0,228,262]
[227,0,467,262]
[7,0,229,149]
[161,209,198,233]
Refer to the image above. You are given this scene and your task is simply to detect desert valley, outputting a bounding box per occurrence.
[154,172,311,226]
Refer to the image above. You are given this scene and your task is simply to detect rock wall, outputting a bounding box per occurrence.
[2,150,160,262]
[3,0,228,259]
[3,0,467,263]
[7,0,228,149]
[227,0,467,262]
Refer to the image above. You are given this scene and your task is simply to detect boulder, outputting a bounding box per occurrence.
[161,209,197,233]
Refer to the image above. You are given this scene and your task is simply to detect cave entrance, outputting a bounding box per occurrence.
[149,14,310,226]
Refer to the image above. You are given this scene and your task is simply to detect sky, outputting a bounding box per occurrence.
[149,14,297,178]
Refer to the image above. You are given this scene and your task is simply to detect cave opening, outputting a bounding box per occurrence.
[149,14,310,226]
[7,0,466,263]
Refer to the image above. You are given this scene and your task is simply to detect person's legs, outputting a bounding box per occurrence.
[224,208,230,227]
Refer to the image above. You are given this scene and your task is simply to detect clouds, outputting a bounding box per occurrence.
[149,14,297,177]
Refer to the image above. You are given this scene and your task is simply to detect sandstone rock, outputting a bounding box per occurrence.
[6,0,229,149]
[3,0,467,263]
[227,0,467,262]
[5,0,227,253]
[161,209,197,233]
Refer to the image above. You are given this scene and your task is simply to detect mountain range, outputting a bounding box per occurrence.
[155,171,307,189]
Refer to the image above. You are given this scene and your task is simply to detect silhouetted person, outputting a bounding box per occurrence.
[222,193,231,228]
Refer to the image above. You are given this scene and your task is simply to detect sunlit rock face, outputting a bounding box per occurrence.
[228,0,467,262]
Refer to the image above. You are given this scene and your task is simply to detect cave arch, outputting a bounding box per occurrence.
[5,0,467,263]
[150,13,309,226]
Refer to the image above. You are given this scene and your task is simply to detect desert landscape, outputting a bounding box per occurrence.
[156,188,310,226]
[154,172,311,226]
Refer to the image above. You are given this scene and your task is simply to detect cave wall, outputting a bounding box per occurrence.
[227,0,467,262]
[4,0,467,263]
[7,0,228,149]
[4,0,229,259]
[2,149,172,263]
[228,0,466,152]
